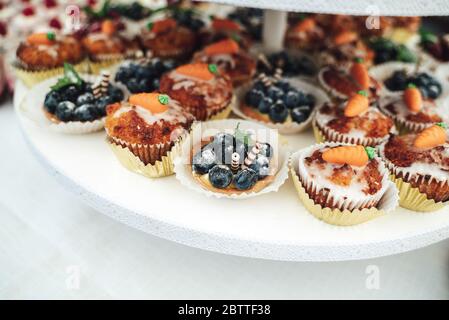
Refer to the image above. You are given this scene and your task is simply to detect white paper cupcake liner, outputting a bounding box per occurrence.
[294,142,393,211]
[19,74,129,135]
[173,119,290,199]
[232,78,330,135]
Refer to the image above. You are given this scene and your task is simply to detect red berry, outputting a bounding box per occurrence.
[22,6,35,16]
[44,0,58,8]
[49,18,62,30]
[0,22,7,36]
[87,0,96,6]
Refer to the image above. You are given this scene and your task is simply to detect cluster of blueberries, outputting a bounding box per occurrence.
[114,59,177,94]
[245,80,316,124]
[171,8,206,32]
[258,51,317,77]
[192,133,274,190]
[227,7,263,40]
[44,82,124,122]
[369,38,416,65]
[385,70,443,99]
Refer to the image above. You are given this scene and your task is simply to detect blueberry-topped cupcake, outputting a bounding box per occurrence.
[314,91,395,146]
[114,58,177,94]
[256,51,317,78]
[383,70,443,100]
[318,59,380,100]
[159,63,233,121]
[42,64,126,133]
[193,39,256,86]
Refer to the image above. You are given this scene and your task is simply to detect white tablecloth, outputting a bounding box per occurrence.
[1,99,448,299]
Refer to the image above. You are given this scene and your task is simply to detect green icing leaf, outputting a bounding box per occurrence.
[365,146,376,160]
[208,64,218,74]
[47,32,56,41]
[357,90,368,97]
[436,122,447,129]
[146,22,154,31]
[158,94,169,105]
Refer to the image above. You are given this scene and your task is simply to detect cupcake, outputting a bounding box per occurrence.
[82,19,140,73]
[318,59,380,101]
[379,84,444,133]
[235,74,328,134]
[14,31,86,87]
[284,16,324,52]
[314,90,395,146]
[174,120,290,198]
[192,38,256,86]
[159,63,233,121]
[140,17,198,61]
[200,16,252,50]
[106,92,194,178]
[379,124,449,211]
[291,143,397,225]
[42,64,126,134]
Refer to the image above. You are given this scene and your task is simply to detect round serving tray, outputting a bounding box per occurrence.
[14,81,449,262]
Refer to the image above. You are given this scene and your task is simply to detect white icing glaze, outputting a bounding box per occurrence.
[382,98,447,122]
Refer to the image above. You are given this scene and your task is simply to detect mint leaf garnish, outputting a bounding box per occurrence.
[50,63,83,91]
[234,123,254,147]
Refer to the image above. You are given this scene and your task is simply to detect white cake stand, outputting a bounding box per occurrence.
[14,80,449,262]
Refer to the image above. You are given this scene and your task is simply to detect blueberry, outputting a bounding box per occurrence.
[138,79,151,93]
[285,90,300,109]
[249,154,270,180]
[427,84,442,99]
[152,78,161,90]
[304,94,316,107]
[246,89,264,107]
[115,66,133,83]
[267,86,284,100]
[276,80,291,92]
[62,85,80,102]
[73,104,97,122]
[162,59,176,71]
[234,168,258,190]
[253,80,266,92]
[136,66,154,80]
[44,90,61,113]
[126,78,140,93]
[269,101,288,123]
[192,148,216,174]
[55,101,75,122]
[258,142,273,159]
[208,165,233,189]
[152,58,165,73]
[95,96,113,117]
[108,85,124,102]
[76,92,95,106]
[385,70,408,91]
[257,96,272,114]
[291,107,308,124]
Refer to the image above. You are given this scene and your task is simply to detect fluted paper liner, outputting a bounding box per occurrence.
[290,144,399,225]
[20,74,129,134]
[233,78,330,135]
[108,134,185,178]
[88,53,127,75]
[378,142,448,212]
[13,59,89,88]
[174,119,290,199]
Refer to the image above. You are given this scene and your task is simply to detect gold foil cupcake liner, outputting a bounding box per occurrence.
[88,53,125,74]
[13,59,89,88]
[108,135,185,178]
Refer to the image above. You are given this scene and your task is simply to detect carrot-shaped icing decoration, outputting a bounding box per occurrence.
[322,145,375,167]
[175,63,217,81]
[292,17,316,33]
[147,18,177,34]
[211,18,240,31]
[344,90,369,117]
[350,58,370,90]
[129,93,169,114]
[414,123,447,149]
[204,39,239,55]
[101,19,115,35]
[403,83,422,112]
[27,32,56,45]
[333,31,358,46]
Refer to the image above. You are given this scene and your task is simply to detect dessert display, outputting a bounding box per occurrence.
[81,19,140,73]
[318,59,380,100]
[379,124,449,211]
[314,90,395,146]
[174,120,289,198]
[159,63,234,121]
[379,84,445,133]
[290,143,397,225]
[284,16,325,52]
[106,92,194,178]
[114,58,177,94]
[192,38,256,86]
[14,31,87,87]
[234,73,329,134]
[42,63,126,134]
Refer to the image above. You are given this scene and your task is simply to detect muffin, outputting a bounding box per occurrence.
[192,38,256,86]
[379,84,444,133]
[200,16,252,50]
[379,124,449,211]
[291,143,396,225]
[284,16,325,52]
[140,17,198,61]
[82,19,140,73]
[14,31,86,87]
[314,91,395,146]
[159,63,233,121]
[42,64,126,134]
[318,59,380,101]
[106,92,194,178]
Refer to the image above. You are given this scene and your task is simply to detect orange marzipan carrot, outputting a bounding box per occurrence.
[350,60,370,90]
[204,39,239,55]
[344,91,369,117]
[101,20,115,35]
[333,31,358,46]
[322,145,369,167]
[176,63,215,81]
[212,18,240,31]
[26,33,54,45]
[293,18,316,33]
[403,84,422,112]
[129,93,169,114]
[414,123,447,149]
